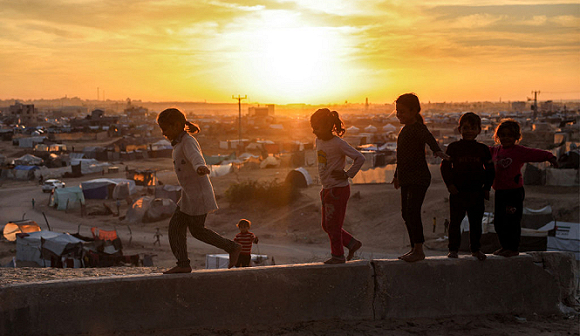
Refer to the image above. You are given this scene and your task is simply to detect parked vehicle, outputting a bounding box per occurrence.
[42,179,65,193]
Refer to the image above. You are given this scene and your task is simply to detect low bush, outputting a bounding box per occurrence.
[224,179,301,207]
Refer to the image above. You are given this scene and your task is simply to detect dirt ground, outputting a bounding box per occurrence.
[1,145,579,335]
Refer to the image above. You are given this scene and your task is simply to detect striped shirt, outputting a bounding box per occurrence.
[234,232,256,255]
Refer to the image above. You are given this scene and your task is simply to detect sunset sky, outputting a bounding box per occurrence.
[0,0,578,104]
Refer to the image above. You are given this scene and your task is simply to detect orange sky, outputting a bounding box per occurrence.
[0,1,578,104]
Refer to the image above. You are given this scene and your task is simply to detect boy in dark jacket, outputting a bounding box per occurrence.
[441,112,495,260]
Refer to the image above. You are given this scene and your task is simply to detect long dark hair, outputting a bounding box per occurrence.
[157,108,200,134]
[396,93,424,124]
[494,119,521,144]
[310,108,346,137]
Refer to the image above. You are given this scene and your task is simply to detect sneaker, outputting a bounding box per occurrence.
[347,240,362,261]
[493,248,505,255]
[447,251,459,258]
[471,251,487,261]
[324,256,346,264]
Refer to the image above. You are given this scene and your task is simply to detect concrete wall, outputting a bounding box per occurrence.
[0,252,576,336]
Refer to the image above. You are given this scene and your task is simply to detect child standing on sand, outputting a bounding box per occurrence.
[234,219,259,267]
[157,108,241,274]
[392,93,449,262]
[311,108,365,264]
[441,112,495,260]
[490,119,557,257]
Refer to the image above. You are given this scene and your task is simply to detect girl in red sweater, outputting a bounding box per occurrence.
[490,119,558,257]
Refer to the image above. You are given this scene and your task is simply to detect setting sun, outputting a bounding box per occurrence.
[0,1,577,104]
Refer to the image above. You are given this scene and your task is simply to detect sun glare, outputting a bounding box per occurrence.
[238,24,347,103]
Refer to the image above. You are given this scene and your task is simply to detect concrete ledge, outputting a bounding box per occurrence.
[0,261,374,336]
[0,252,575,336]
[373,254,563,319]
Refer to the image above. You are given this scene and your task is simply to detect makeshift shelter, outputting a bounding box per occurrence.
[12,165,39,180]
[545,221,580,260]
[13,154,43,166]
[285,167,313,188]
[260,155,281,168]
[209,163,233,177]
[522,205,553,229]
[150,139,172,150]
[545,168,579,186]
[145,198,177,222]
[351,165,396,184]
[81,178,136,199]
[16,231,85,267]
[127,170,157,186]
[3,220,41,241]
[382,124,396,133]
[70,158,109,174]
[17,136,45,148]
[155,185,182,204]
[49,186,85,211]
[125,196,176,223]
[346,126,360,133]
[364,125,378,133]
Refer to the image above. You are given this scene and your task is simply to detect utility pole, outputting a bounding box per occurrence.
[530,90,540,121]
[232,95,247,158]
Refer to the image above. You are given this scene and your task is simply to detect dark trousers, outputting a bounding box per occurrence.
[401,184,429,246]
[448,191,485,252]
[168,209,237,267]
[494,188,525,251]
[236,253,251,267]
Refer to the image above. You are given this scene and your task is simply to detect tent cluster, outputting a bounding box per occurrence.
[10,226,140,268]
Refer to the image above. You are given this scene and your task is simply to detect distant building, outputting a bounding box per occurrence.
[70,109,119,129]
[51,106,88,118]
[249,104,275,117]
[9,102,37,125]
[124,105,149,118]
[541,100,554,112]
[511,101,526,112]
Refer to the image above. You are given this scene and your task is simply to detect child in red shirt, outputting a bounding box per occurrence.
[490,119,558,257]
[234,219,259,267]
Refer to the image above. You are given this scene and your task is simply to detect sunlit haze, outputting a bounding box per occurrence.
[0,0,578,104]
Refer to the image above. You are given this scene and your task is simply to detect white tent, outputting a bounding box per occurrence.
[50,186,85,211]
[382,124,396,132]
[347,126,360,133]
[285,167,313,188]
[545,168,579,186]
[260,155,281,168]
[209,163,233,177]
[522,205,553,229]
[151,139,172,150]
[545,221,580,260]
[16,231,85,267]
[351,165,396,184]
[126,196,176,223]
[13,154,43,165]
[364,125,378,133]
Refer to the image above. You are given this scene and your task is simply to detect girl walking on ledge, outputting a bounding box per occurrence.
[311,108,365,264]
[157,108,241,274]
[392,93,449,262]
